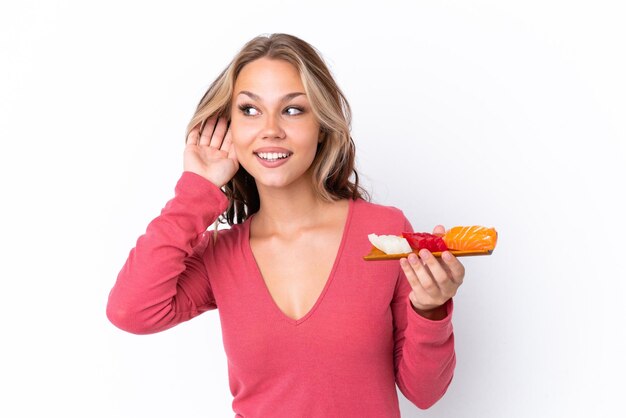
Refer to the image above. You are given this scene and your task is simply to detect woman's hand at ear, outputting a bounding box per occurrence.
[400,225,465,320]
[184,116,239,188]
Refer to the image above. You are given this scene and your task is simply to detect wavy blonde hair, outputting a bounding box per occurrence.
[187,33,368,225]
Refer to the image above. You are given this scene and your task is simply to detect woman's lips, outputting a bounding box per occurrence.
[254,151,292,168]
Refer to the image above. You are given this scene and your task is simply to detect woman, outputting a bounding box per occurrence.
[107,33,464,417]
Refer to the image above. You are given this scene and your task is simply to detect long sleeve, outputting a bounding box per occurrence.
[392,217,456,409]
[106,171,229,335]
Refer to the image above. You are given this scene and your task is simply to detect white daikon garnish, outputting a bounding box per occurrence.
[368,233,412,255]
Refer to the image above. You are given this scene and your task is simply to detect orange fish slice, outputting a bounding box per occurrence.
[443,226,497,251]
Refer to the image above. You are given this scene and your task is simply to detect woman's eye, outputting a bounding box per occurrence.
[238,105,259,116]
[285,106,303,116]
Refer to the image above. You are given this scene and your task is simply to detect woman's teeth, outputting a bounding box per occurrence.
[256,152,290,162]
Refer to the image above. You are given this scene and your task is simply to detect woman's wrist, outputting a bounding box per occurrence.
[410,301,449,321]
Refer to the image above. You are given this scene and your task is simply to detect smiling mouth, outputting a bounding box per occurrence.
[254,152,292,162]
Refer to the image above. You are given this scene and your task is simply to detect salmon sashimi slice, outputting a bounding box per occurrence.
[443,226,498,251]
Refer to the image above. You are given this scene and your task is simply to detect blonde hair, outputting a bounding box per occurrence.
[187,33,368,225]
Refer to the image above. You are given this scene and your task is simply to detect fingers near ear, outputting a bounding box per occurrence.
[199,115,218,146]
[228,145,238,164]
[221,125,232,151]
[210,117,228,149]
[186,126,200,146]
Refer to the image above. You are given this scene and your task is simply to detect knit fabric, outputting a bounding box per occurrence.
[107,171,455,417]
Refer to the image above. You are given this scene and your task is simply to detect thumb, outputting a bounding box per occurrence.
[433,224,445,235]
[228,145,239,165]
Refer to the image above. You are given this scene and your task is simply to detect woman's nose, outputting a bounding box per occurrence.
[261,113,286,140]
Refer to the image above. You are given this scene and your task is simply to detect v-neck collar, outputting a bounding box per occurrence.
[243,198,356,326]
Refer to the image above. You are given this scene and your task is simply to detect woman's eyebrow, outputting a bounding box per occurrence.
[237,90,305,102]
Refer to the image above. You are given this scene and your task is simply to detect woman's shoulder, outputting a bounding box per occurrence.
[353,197,407,217]
[217,220,248,243]
[351,198,411,231]
[197,220,249,257]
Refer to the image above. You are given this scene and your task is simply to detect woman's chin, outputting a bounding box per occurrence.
[255,177,295,190]
[253,172,312,192]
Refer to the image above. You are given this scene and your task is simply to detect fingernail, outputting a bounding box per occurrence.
[408,254,419,265]
[419,250,430,260]
[443,251,453,261]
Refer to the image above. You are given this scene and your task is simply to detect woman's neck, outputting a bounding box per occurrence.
[252,177,332,237]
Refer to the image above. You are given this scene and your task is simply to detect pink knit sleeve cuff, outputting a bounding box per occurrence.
[176,171,230,213]
[405,298,454,333]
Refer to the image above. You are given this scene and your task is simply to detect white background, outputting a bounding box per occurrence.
[1,1,625,417]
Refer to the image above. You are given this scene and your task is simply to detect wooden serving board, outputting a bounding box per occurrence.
[363,247,493,261]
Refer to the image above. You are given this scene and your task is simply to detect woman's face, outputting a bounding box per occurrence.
[229,58,321,191]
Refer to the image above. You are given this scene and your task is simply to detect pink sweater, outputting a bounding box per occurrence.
[107,171,455,417]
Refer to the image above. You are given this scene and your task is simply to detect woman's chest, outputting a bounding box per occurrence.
[209,252,401,373]
[250,234,341,322]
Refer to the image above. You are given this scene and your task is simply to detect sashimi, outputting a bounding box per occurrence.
[402,232,449,252]
[443,226,497,251]
[368,234,412,255]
